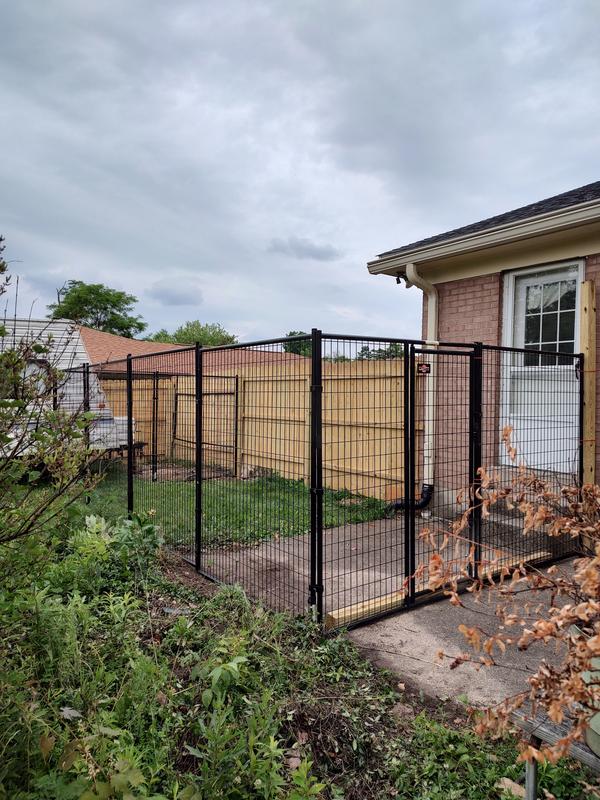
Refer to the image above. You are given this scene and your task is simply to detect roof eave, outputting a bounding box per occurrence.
[367,198,600,276]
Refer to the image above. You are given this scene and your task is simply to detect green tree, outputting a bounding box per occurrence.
[357,342,403,360]
[147,320,237,346]
[282,331,311,357]
[48,281,146,338]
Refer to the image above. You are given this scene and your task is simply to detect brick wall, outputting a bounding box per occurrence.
[420,273,504,504]
[422,272,503,344]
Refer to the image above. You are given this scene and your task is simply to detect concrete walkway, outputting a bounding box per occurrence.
[348,562,571,707]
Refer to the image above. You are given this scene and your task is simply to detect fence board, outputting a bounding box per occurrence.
[99,358,415,500]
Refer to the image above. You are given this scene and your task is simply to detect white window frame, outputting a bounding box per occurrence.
[499,259,583,470]
[501,259,584,355]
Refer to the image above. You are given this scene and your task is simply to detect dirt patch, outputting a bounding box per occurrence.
[138,463,232,481]
[159,549,220,598]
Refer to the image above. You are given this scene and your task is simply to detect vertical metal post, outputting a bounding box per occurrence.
[151,371,159,481]
[194,343,203,572]
[170,377,179,460]
[407,344,416,604]
[309,328,324,620]
[126,354,134,517]
[82,363,90,448]
[469,343,483,579]
[525,735,541,800]
[233,375,239,478]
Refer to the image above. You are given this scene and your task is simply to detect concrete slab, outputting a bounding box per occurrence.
[348,563,571,707]
[202,517,443,617]
[201,515,563,628]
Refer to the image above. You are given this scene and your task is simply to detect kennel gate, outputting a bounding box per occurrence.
[102,333,583,629]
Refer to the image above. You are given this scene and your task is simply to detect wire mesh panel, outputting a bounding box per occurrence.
[126,349,197,561]
[411,344,474,598]
[479,345,582,571]
[320,335,409,628]
[197,338,313,615]
[59,362,129,509]
[71,331,583,630]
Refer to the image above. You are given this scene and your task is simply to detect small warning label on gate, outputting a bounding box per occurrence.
[417,363,431,375]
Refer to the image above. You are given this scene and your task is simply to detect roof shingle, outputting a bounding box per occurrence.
[79,326,307,374]
[78,326,187,364]
[377,180,600,260]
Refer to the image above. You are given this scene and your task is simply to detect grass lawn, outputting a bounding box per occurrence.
[84,464,387,547]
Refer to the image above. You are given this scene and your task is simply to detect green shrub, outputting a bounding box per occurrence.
[43,515,162,597]
[0,509,591,799]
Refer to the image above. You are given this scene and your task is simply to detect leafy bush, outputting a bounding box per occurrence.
[425,434,600,766]
[0,517,330,799]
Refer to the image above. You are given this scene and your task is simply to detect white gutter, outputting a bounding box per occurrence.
[368,198,600,274]
[406,263,437,497]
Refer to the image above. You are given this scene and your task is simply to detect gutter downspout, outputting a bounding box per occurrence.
[389,262,438,513]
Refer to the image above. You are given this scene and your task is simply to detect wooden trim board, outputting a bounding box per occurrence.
[580,279,596,483]
[324,589,406,630]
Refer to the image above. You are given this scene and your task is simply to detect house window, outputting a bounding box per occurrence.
[510,264,580,365]
[501,261,582,474]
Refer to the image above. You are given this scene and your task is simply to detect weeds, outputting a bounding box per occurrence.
[0,514,592,799]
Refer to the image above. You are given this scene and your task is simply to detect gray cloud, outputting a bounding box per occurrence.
[1,1,599,341]
[145,279,204,307]
[268,236,342,262]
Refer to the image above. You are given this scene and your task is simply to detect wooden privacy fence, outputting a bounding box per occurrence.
[98,359,422,500]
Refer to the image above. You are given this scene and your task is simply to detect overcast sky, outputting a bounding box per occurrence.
[2,1,599,340]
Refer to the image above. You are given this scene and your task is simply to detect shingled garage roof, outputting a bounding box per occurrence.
[79,326,307,375]
[79,326,188,364]
[377,180,600,260]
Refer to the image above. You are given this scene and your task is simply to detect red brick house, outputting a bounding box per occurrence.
[368,181,600,489]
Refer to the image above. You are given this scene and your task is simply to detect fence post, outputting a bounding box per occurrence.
[309,329,324,620]
[579,279,595,484]
[406,344,416,604]
[151,371,159,482]
[233,375,239,478]
[126,354,134,517]
[195,342,203,572]
[82,363,90,448]
[469,343,483,579]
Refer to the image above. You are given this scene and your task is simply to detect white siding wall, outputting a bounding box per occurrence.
[1,318,88,369]
[1,318,127,449]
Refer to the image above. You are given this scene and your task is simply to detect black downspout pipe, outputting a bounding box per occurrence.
[386,483,434,515]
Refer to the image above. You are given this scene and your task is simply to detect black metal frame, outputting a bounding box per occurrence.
[309,328,324,619]
[83,331,583,629]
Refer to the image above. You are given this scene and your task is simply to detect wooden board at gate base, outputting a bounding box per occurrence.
[324,589,406,630]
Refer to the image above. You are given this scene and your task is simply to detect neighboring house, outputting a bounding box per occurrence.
[0,318,186,368]
[1,319,306,461]
[0,319,186,451]
[367,180,600,485]
[78,326,187,364]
